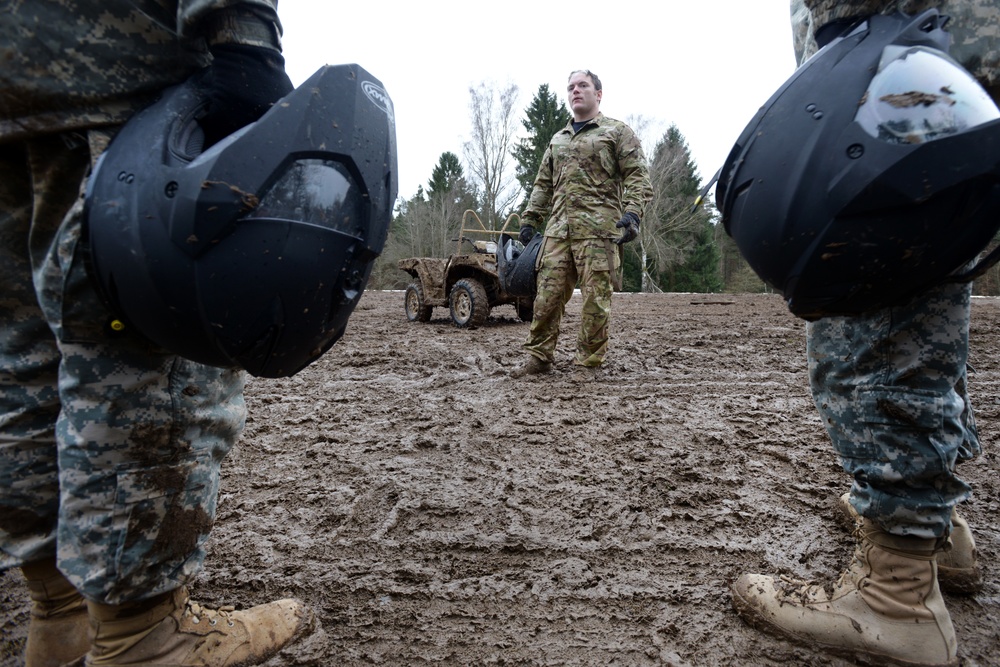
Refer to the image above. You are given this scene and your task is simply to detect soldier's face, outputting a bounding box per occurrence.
[567,73,601,121]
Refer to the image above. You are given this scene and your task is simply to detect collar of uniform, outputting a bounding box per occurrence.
[563,112,604,135]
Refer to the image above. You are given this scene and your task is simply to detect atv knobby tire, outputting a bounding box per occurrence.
[405,282,433,322]
[449,278,489,328]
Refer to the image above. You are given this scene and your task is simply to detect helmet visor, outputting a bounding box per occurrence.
[246,158,367,238]
[855,46,1000,145]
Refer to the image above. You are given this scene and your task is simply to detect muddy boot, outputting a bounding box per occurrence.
[837,492,982,595]
[511,355,552,378]
[84,586,315,666]
[570,365,600,382]
[21,557,90,667]
[732,518,957,667]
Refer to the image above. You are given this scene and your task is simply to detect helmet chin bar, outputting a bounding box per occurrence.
[84,64,398,377]
[715,10,1000,320]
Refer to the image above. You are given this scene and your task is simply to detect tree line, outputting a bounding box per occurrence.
[368,80,766,295]
[366,80,1000,298]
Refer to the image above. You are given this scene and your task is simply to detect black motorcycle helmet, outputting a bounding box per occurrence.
[84,64,397,377]
[716,10,1000,320]
[496,232,543,298]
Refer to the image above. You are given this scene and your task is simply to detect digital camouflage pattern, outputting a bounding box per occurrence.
[0,0,279,603]
[520,113,652,368]
[807,281,979,538]
[0,0,282,140]
[791,0,993,538]
[792,0,1000,92]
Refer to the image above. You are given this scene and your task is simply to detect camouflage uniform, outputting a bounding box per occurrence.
[0,0,281,604]
[792,0,999,538]
[521,113,653,367]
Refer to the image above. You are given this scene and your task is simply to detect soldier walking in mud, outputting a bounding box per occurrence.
[0,1,317,665]
[511,69,653,379]
[729,2,1000,665]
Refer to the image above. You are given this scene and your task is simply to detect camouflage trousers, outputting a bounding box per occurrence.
[0,131,247,604]
[807,278,980,539]
[523,235,617,367]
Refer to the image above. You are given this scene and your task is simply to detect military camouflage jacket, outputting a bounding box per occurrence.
[522,113,654,240]
[0,0,282,141]
[794,0,1000,88]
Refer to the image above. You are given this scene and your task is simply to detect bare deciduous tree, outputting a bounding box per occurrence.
[463,80,520,226]
[632,125,714,292]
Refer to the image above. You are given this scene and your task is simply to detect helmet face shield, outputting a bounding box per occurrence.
[246,158,367,237]
[856,46,1000,145]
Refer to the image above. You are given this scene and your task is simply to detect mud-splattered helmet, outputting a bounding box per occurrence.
[84,64,397,377]
[497,232,542,297]
[715,10,1000,320]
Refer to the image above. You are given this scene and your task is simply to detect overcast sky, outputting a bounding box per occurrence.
[278,0,799,204]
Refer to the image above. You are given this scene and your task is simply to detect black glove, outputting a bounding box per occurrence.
[615,212,640,245]
[200,43,294,146]
[519,224,535,246]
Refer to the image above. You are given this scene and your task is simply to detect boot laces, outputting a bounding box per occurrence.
[776,541,867,604]
[184,599,237,628]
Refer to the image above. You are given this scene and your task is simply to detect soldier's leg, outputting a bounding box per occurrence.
[0,140,63,568]
[807,279,974,538]
[572,238,612,367]
[0,138,91,667]
[21,130,249,604]
[24,130,314,665]
[732,282,970,667]
[523,237,577,364]
[817,277,983,594]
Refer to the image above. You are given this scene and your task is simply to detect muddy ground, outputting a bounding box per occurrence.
[1,290,998,666]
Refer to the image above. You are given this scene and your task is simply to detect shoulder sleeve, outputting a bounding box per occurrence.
[616,125,654,219]
[522,143,555,226]
[178,0,282,48]
[802,0,895,30]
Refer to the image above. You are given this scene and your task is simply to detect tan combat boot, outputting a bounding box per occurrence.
[732,518,957,667]
[84,586,315,666]
[837,492,982,595]
[21,557,90,667]
[511,355,552,378]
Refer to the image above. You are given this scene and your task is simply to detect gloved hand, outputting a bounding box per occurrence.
[200,42,294,146]
[615,211,640,245]
[519,224,535,246]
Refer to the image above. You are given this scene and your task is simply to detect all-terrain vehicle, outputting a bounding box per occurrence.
[398,210,534,328]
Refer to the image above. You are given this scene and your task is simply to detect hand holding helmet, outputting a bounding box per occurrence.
[518,224,535,246]
[615,211,640,245]
[85,64,398,378]
[201,44,293,146]
[199,8,294,146]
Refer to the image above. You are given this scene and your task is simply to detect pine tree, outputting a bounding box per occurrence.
[511,84,571,209]
[427,152,464,198]
[662,219,722,293]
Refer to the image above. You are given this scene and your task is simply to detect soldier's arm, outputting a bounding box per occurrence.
[177,0,292,145]
[617,128,653,221]
[522,145,555,227]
